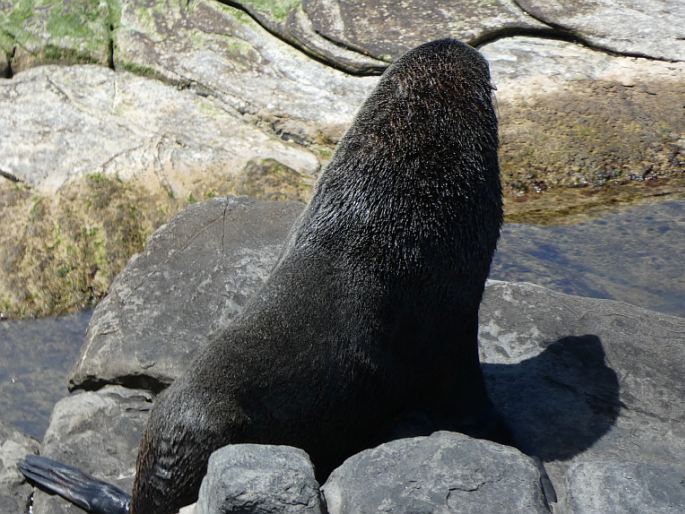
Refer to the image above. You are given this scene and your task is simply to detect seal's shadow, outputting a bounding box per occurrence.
[483,335,620,462]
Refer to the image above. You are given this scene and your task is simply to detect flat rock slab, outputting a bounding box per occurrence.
[480,280,685,506]
[115,0,377,144]
[303,0,545,62]
[0,421,38,513]
[197,444,323,514]
[322,431,547,514]
[31,386,151,514]
[566,460,685,514]
[69,196,304,391]
[224,1,387,74]
[516,0,685,62]
[0,64,317,193]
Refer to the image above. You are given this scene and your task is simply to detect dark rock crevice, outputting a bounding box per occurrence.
[0,168,22,183]
[215,0,386,76]
[510,0,680,62]
[69,373,170,396]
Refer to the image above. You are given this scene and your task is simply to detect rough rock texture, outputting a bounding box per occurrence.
[0,64,318,194]
[196,444,324,514]
[0,0,114,72]
[223,0,387,74]
[304,0,546,61]
[69,196,303,391]
[480,280,685,507]
[482,37,685,199]
[516,0,685,62]
[31,386,151,514]
[115,0,377,145]
[565,460,685,514]
[321,431,548,514]
[0,421,38,513]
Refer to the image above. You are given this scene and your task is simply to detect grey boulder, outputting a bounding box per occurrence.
[196,444,324,514]
[0,421,38,513]
[322,431,548,514]
[31,386,151,514]
[69,196,303,391]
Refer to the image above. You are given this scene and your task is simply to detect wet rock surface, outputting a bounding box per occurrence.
[492,200,685,317]
[321,431,548,514]
[481,37,685,209]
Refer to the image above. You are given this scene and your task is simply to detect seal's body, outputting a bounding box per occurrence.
[20,39,507,514]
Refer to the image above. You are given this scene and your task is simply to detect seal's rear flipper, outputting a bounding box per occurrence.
[17,454,131,514]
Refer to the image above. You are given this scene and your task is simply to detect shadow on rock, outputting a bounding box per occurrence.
[484,335,621,462]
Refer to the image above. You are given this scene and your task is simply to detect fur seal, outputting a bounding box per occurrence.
[20,38,508,514]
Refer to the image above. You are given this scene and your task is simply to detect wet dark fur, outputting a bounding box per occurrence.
[131,38,505,513]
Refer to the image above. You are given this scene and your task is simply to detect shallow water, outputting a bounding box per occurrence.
[492,199,684,317]
[0,199,683,440]
[0,310,91,440]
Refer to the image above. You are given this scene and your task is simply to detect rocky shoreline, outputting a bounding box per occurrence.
[2,196,684,513]
[1,1,683,512]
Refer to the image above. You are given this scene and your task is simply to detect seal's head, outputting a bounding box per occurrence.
[338,39,497,169]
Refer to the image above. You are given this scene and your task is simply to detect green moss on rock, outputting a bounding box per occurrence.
[0,0,117,71]
[238,0,302,22]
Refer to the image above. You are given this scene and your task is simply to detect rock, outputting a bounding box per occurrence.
[0,421,39,514]
[115,0,377,145]
[321,431,548,514]
[516,0,685,62]
[69,196,303,391]
[0,0,113,72]
[31,386,151,514]
[0,309,91,440]
[481,37,685,196]
[480,280,685,507]
[0,64,318,194]
[303,0,546,62]
[196,444,323,514]
[224,1,387,74]
[565,460,685,514]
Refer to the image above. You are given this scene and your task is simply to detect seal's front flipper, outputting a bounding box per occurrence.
[17,454,131,514]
